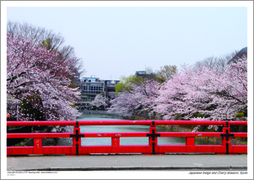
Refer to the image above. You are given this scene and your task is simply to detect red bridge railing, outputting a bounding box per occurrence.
[7,120,247,156]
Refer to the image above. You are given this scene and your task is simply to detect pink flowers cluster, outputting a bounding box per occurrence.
[108,58,247,122]
[7,33,82,121]
[108,79,159,117]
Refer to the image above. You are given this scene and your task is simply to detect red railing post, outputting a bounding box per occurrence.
[70,121,84,155]
[221,121,233,154]
[186,137,195,146]
[34,138,42,154]
[147,121,160,154]
[186,137,195,152]
[112,137,120,146]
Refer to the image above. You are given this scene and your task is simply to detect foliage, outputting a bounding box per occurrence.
[154,65,177,83]
[7,33,82,121]
[108,79,159,117]
[90,94,107,107]
[19,94,45,121]
[115,76,134,93]
[109,57,247,129]
[235,112,244,118]
[115,75,149,93]
[154,57,247,122]
[193,51,237,72]
[7,21,84,88]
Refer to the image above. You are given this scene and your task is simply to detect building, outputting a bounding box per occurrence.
[78,77,119,107]
[79,77,105,106]
[135,71,155,79]
[228,47,247,64]
[104,80,120,100]
[81,77,100,83]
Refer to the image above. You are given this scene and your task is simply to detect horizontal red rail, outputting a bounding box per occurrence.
[159,132,247,138]
[7,132,247,139]
[7,133,72,138]
[7,120,247,156]
[7,120,248,126]
[7,121,76,126]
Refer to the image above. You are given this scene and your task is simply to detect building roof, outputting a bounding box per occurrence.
[228,47,247,64]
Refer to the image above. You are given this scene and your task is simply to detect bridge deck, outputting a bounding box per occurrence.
[7,154,247,171]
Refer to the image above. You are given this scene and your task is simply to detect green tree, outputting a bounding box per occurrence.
[42,38,53,50]
[115,75,148,93]
[115,75,135,93]
[154,65,177,83]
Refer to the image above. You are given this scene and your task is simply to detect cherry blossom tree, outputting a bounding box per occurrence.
[154,57,247,122]
[7,33,82,121]
[108,79,159,118]
[90,94,107,108]
[7,21,84,88]
[19,94,45,121]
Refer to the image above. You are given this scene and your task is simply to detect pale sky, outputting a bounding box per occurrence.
[3,2,251,81]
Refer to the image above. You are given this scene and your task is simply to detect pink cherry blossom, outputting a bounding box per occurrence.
[155,58,247,121]
[109,57,247,124]
[108,79,159,118]
[7,33,82,121]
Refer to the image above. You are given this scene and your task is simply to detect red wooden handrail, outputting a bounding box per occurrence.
[7,132,247,139]
[7,120,247,126]
[7,120,247,156]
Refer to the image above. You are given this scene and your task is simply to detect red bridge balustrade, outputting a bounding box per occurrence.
[7,120,247,156]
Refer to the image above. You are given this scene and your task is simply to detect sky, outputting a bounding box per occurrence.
[3,1,251,80]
